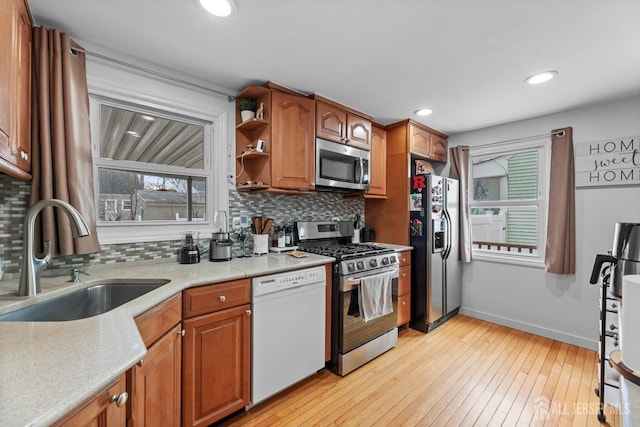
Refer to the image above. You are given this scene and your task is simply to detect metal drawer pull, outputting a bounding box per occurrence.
[246,309,252,316]
[219,295,226,302]
[109,392,128,407]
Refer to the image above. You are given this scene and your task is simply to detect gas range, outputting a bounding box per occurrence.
[295,221,397,275]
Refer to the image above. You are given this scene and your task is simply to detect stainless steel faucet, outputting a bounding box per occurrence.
[18,199,91,297]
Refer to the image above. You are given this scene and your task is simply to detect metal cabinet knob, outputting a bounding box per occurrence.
[109,392,128,407]
[219,295,226,302]
[401,273,406,278]
[178,329,185,336]
[245,309,252,316]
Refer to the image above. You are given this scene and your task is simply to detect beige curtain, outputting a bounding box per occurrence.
[449,146,472,262]
[545,127,575,274]
[30,27,100,256]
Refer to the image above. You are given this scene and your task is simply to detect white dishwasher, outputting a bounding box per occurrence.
[251,265,326,406]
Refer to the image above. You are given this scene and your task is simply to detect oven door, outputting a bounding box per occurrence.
[338,266,399,354]
[315,138,370,191]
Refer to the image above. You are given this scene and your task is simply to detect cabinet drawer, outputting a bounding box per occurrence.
[135,293,182,348]
[397,265,411,295]
[397,250,411,267]
[183,279,251,318]
[397,293,410,326]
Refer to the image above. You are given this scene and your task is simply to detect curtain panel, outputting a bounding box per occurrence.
[544,127,575,274]
[449,146,472,262]
[30,27,100,256]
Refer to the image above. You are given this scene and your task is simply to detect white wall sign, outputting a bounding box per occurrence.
[574,136,640,187]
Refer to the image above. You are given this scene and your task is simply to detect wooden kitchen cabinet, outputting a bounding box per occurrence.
[315,95,372,151]
[409,121,448,162]
[365,120,448,246]
[128,294,182,427]
[182,279,251,427]
[235,83,315,193]
[53,373,127,427]
[0,0,32,180]
[366,123,387,198]
[396,251,412,327]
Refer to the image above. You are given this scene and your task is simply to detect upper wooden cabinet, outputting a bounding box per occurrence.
[387,119,448,163]
[366,123,387,197]
[235,83,315,194]
[314,96,372,151]
[0,0,32,180]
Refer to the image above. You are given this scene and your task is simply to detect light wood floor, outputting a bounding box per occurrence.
[220,315,620,427]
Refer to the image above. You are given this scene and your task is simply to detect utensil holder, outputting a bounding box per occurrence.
[253,234,269,255]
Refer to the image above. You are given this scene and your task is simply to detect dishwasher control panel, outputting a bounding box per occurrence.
[252,266,326,297]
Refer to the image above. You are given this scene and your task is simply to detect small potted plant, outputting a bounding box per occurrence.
[237,98,257,122]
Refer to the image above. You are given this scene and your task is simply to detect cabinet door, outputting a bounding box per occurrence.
[271,91,315,190]
[53,374,127,427]
[367,125,386,196]
[316,101,346,144]
[409,123,432,158]
[182,304,251,427]
[11,0,31,173]
[0,0,13,160]
[130,324,182,427]
[346,114,371,150]
[430,133,448,163]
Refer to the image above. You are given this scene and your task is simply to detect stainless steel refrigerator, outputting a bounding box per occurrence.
[409,167,462,333]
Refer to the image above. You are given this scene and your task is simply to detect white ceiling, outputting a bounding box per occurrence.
[28,0,640,135]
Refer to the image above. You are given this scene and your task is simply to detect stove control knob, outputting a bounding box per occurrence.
[390,255,397,264]
[347,262,355,273]
[370,259,378,268]
[381,257,389,265]
[357,261,365,270]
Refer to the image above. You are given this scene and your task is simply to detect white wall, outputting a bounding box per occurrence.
[449,95,640,349]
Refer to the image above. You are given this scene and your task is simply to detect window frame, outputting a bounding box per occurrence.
[88,85,229,244]
[468,138,550,268]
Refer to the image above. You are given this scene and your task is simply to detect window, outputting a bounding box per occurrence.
[469,138,549,266]
[90,94,220,243]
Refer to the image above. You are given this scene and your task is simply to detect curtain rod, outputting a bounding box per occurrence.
[70,47,236,102]
[462,130,565,151]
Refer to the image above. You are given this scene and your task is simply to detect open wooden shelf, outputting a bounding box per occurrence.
[236,118,269,132]
[237,151,269,160]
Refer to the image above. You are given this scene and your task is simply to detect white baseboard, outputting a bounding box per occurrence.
[459,307,598,351]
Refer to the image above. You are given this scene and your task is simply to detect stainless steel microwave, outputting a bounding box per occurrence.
[315,138,370,191]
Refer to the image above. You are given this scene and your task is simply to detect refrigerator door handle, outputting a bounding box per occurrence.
[442,208,452,259]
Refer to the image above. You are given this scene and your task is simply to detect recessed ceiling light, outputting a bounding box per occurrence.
[126,131,140,137]
[141,115,155,121]
[199,0,235,17]
[414,108,433,117]
[525,71,558,85]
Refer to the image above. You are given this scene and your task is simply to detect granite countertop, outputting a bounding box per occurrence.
[0,252,334,427]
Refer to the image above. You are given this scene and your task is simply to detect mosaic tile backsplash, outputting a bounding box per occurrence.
[0,174,364,278]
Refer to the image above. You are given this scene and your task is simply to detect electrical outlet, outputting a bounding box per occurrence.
[232,216,241,229]
[239,215,250,229]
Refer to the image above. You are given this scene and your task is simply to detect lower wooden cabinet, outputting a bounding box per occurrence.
[53,373,127,427]
[128,323,182,427]
[182,280,251,427]
[129,293,182,427]
[397,251,412,327]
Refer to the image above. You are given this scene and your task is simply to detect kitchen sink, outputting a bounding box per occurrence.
[0,279,170,322]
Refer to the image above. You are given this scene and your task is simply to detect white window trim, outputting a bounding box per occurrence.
[468,138,551,268]
[121,199,131,211]
[88,84,229,245]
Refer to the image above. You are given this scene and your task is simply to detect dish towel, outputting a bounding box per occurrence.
[358,268,397,323]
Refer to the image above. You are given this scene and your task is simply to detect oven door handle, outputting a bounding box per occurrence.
[340,267,399,292]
